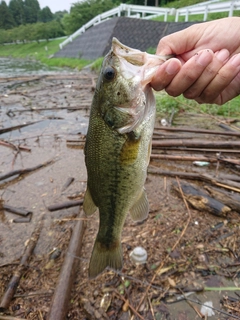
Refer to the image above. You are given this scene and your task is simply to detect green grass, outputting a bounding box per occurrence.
[155,91,240,118]
[90,57,104,72]
[0,38,91,69]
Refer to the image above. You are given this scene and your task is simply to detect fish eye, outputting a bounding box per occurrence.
[103,67,115,81]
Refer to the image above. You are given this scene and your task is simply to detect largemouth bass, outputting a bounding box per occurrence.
[84,38,171,278]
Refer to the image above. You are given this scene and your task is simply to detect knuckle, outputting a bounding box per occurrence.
[183,90,198,99]
[165,87,179,97]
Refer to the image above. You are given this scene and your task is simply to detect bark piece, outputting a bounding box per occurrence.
[173,181,231,217]
[47,210,86,320]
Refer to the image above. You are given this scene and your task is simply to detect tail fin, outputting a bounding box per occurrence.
[88,239,123,278]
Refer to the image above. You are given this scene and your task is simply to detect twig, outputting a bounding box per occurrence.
[0,121,41,135]
[14,290,53,298]
[0,316,26,320]
[114,290,145,320]
[177,288,203,319]
[61,177,75,192]
[47,210,86,320]
[0,159,54,182]
[147,296,156,320]
[171,177,192,251]
[47,199,83,212]
[0,140,31,152]
[0,214,44,311]
[186,297,240,319]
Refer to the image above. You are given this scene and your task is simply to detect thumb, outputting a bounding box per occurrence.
[156,25,201,56]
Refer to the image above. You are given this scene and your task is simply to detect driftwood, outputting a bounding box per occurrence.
[12,215,32,223]
[204,186,240,213]
[47,199,84,212]
[218,123,237,132]
[16,104,91,113]
[47,210,86,320]
[151,154,216,162]
[172,181,231,217]
[2,204,32,217]
[150,153,240,166]
[153,147,240,154]
[154,126,240,137]
[3,75,47,88]
[0,74,91,83]
[148,166,240,193]
[0,159,54,182]
[61,177,75,192]
[0,214,44,311]
[152,139,240,149]
[1,74,93,90]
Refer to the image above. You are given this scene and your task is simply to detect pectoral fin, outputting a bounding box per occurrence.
[83,187,97,216]
[129,188,149,221]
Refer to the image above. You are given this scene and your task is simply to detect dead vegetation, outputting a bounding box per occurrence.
[0,71,240,320]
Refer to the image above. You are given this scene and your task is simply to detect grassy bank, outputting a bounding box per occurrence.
[155,91,240,119]
[0,38,91,69]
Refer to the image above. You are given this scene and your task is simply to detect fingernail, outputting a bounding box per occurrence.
[215,49,229,62]
[229,53,240,67]
[165,60,180,75]
[196,50,213,67]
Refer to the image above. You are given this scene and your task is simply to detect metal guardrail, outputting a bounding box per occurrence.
[176,0,240,21]
[59,3,171,49]
[59,1,240,49]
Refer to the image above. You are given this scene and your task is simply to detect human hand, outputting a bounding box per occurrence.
[151,17,240,105]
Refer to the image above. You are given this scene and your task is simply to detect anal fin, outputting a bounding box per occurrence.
[129,188,149,221]
[83,187,97,216]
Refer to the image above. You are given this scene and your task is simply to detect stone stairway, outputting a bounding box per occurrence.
[54,17,197,60]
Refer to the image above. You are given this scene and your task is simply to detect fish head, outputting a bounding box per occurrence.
[96,37,172,134]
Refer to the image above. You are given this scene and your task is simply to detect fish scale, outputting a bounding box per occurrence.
[83,37,171,278]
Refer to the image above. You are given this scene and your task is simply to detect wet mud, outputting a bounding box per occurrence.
[0,69,240,319]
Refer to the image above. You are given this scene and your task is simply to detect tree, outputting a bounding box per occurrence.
[62,0,116,35]
[0,0,16,29]
[0,29,8,43]
[24,0,40,24]
[9,0,25,25]
[38,6,54,23]
[53,10,68,22]
[30,20,64,42]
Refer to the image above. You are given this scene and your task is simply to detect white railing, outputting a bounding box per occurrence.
[175,0,240,21]
[59,1,240,49]
[59,3,171,49]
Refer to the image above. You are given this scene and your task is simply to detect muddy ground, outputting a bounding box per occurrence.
[0,69,240,320]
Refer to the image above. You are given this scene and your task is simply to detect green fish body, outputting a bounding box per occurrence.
[84,38,170,278]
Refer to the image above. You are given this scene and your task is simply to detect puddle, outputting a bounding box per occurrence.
[0,57,74,77]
